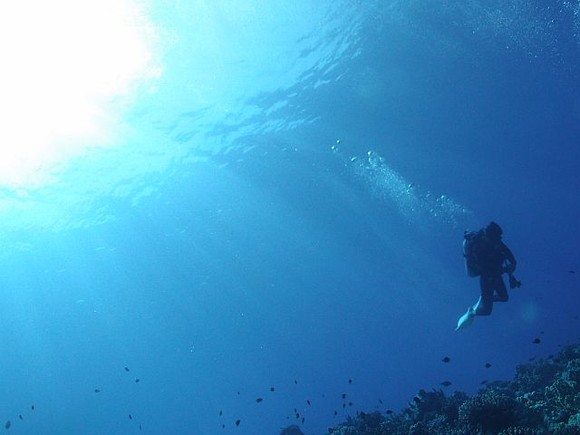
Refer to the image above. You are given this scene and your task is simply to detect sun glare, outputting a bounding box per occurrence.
[0,0,157,188]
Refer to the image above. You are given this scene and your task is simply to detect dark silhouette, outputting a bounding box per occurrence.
[473,221,518,315]
[456,222,520,330]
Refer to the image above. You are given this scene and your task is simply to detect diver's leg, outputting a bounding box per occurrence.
[475,276,494,316]
[493,276,509,302]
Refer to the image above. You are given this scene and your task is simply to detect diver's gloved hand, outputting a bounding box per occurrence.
[509,274,522,289]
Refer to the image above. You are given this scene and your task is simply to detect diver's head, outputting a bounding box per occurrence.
[486,221,503,240]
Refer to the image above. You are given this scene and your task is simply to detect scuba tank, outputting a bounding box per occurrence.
[463,229,485,277]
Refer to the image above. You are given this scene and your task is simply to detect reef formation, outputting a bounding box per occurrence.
[326,343,580,435]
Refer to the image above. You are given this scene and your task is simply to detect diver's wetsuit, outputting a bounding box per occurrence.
[473,237,516,316]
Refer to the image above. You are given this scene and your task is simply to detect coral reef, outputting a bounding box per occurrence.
[458,390,518,432]
[327,343,580,435]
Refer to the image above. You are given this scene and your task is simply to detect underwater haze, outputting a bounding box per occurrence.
[1,1,579,434]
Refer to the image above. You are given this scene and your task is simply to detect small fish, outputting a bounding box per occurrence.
[129,414,133,420]
[348,378,353,384]
[135,378,140,383]
[270,387,275,392]
[124,367,130,372]
[334,411,338,416]
[386,409,393,415]
[18,415,23,421]
[256,398,263,403]
[532,338,541,344]
[440,381,452,387]
[442,356,451,363]
[306,399,311,406]
[378,399,383,404]
[294,379,298,385]
[480,380,488,385]
[5,421,10,429]
[139,424,142,431]
[485,363,492,368]
[569,270,576,274]
[348,402,353,407]
[94,389,101,393]
[31,405,35,411]
[301,417,304,424]
[219,410,223,416]
[235,419,240,427]
[341,393,346,399]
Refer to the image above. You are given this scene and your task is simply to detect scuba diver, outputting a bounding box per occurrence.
[456,221,521,331]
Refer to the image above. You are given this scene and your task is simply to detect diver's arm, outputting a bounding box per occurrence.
[502,243,517,273]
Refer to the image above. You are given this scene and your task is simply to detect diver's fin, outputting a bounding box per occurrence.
[455,306,475,331]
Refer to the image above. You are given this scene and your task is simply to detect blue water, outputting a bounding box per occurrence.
[1,1,580,434]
